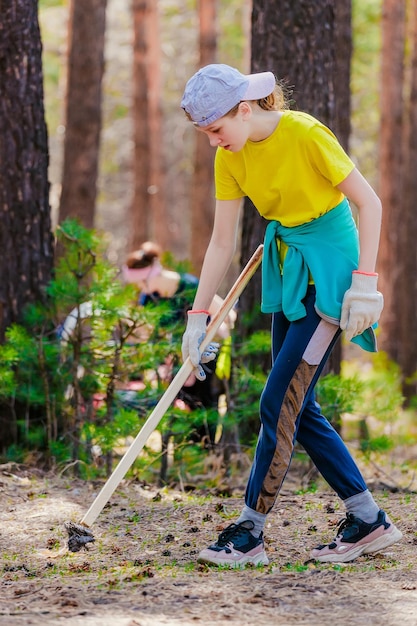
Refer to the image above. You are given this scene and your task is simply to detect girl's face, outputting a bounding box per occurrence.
[197,105,251,152]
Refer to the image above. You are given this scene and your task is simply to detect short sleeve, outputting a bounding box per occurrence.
[214,148,245,200]
[305,124,355,187]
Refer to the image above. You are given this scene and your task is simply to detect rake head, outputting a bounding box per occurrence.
[65,521,95,552]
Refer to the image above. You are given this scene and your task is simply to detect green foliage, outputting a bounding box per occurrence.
[160,250,194,277]
[236,330,271,358]
[360,434,393,457]
[0,341,19,396]
[217,329,270,451]
[282,562,310,573]
[340,353,408,465]
[315,373,364,428]
[0,220,196,475]
[359,353,404,422]
[39,0,65,7]
[83,408,141,455]
[228,362,265,438]
[5,444,25,464]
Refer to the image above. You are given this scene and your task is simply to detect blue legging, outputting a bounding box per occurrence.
[245,286,368,514]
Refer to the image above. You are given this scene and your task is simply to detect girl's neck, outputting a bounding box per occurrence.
[248,109,283,142]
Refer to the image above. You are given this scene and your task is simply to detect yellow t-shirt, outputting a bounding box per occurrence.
[214,110,355,227]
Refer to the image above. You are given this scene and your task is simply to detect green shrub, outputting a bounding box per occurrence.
[0,220,189,475]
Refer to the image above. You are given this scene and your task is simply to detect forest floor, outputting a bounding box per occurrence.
[1,455,416,626]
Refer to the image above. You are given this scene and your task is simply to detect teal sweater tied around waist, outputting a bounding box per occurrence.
[261,198,377,352]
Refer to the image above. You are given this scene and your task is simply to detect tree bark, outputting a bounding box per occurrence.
[190,0,218,273]
[0,0,53,338]
[0,0,54,450]
[58,0,107,229]
[251,0,336,118]
[399,0,417,400]
[325,0,352,375]
[240,0,350,367]
[131,0,165,251]
[332,1,352,152]
[377,0,406,362]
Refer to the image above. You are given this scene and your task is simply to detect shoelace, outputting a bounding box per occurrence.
[217,522,252,546]
[335,513,359,538]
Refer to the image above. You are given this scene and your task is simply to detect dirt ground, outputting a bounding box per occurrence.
[1,459,416,626]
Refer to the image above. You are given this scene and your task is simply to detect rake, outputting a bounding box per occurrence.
[65,244,263,551]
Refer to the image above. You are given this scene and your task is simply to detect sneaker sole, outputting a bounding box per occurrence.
[363,526,403,555]
[197,551,269,568]
[313,526,403,564]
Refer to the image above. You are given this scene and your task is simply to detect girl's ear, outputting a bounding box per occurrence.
[238,101,252,120]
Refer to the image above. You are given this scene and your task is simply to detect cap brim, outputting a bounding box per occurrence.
[243,71,276,101]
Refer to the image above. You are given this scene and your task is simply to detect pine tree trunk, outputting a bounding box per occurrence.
[325,0,352,375]
[240,0,350,366]
[399,0,417,400]
[0,0,53,337]
[143,0,165,249]
[333,1,352,152]
[190,0,217,273]
[58,0,107,229]
[131,0,165,251]
[0,0,54,450]
[377,0,406,363]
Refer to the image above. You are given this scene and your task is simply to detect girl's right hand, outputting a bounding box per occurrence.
[181,311,219,381]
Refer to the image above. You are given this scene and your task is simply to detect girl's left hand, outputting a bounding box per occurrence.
[340,271,384,340]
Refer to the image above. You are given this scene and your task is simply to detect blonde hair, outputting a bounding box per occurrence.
[227,82,289,117]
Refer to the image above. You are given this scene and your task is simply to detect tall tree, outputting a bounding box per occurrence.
[130,0,165,250]
[58,0,107,229]
[240,0,351,364]
[332,1,352,149]
[0,0,54,339]
[377,0,416,397]
[377,0,406,360]
[325,0,352,374]
[0,0,54,449]
[190,0,218,273]
[401,0,417,399]
[379,0,417,400]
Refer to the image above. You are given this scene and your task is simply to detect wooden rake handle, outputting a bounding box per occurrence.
[79,244,263,528]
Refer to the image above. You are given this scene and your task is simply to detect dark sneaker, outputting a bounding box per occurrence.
[311,510,402,563]
[197,520,269,567]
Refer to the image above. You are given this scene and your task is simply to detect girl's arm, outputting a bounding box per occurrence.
[337,167,382,272]
[337,167,384,340]
[181,198,241,378]
[192,197,242,311]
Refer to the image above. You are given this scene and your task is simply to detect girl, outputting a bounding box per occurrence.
[180,64,402,566]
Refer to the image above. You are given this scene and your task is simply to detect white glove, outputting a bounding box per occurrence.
[181,311,219,381]
[340,271,384,341]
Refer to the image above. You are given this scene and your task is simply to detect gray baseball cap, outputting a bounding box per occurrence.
[181,64,276,127]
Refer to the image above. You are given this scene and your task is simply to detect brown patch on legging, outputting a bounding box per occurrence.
[256,359,318,514]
